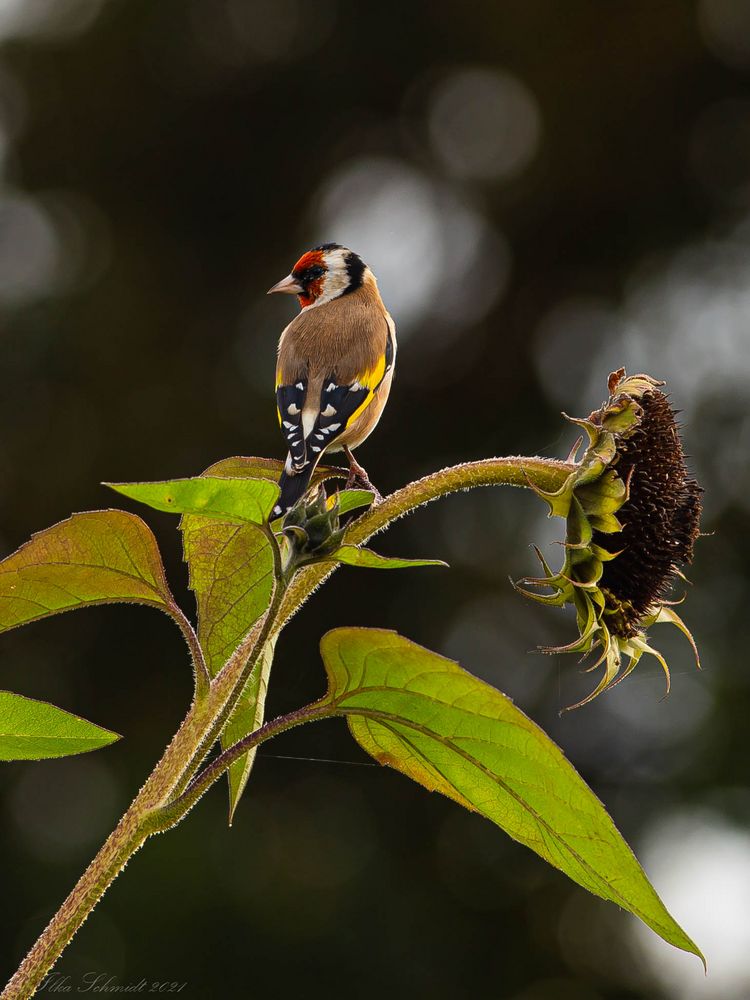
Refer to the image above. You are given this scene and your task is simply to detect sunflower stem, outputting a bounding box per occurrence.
[1,579,288,1000]
[276,456,575,631]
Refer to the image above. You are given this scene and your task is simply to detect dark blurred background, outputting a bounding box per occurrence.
[1,1,749,997]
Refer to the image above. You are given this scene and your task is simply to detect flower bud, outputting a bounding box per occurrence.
[281,487,346,571]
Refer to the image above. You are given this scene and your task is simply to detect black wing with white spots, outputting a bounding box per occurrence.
[276,379,308,472]
[274,325,394,517]
[304,378,369,456]
[306,331,394,453]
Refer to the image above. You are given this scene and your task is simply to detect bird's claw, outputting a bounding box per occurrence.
[344,457,382,503]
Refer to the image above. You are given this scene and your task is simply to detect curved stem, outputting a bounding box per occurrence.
[152,702,331,833]
[171,603,210,700]
[351,455,572,539]
[277,456,573,631]
[2,587,285,1000]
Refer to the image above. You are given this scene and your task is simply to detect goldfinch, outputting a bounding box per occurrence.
[268,243,396,517]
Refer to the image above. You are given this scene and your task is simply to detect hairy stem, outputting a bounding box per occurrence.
[2,581,286,1000]
[277,456,573,631]
[2,454,572,1000]
[152,702,332,833]
[171,603,210,700]
[169,576,287,800]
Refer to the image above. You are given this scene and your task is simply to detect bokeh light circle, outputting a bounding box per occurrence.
[428,67,542,181]
[633,808,750,999]
[314,155,510,336]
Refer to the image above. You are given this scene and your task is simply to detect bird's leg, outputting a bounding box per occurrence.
[343,446,382,501]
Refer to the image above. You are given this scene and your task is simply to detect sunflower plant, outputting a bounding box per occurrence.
[1,370,704,999]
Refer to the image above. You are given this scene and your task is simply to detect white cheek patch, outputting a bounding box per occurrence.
[303,248,360,309]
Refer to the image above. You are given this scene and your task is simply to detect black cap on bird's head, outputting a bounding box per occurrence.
[267,243,368,309]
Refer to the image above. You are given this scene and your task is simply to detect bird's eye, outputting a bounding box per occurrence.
[304,265,325,281]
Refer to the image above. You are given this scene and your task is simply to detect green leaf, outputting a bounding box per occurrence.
[222,637,276,825]
[181,506,276,820]
[335,490,375,515]
[332,546,447,570]
[107,477,279,525]
[197,456,345,488]
[178,456,345,818]
[184,457,321,818]
[189,456,328,824]
[319,628,703,963]
[181,518,274,676]
[0,691,120,760]
[0,511,177,634]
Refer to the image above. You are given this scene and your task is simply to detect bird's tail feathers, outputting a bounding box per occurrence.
[273,459,316,519]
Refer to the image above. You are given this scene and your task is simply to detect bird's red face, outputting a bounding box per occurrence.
[267,244,367,310]
[290,250,327,308]
[266,249,327,308]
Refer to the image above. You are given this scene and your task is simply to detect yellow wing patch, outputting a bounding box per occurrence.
[345,352,387,429]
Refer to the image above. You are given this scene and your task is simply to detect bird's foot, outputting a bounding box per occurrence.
[344,449,383,503]
[346,471,383,504]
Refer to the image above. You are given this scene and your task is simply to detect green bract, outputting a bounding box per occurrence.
[280,487,347,571]
[516,369,703,708]
[279,487,445,576]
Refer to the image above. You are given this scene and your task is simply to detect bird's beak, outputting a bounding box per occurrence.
[267,273,303,295]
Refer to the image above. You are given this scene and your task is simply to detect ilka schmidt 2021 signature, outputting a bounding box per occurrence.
[39,973,188,993]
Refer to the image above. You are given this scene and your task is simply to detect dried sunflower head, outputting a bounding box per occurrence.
[517,369,703,709]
